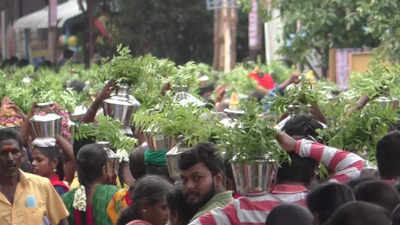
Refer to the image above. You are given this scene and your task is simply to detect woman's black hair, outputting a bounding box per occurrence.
[76,143,108,187]
[116,175,173,225]
[128,146,147,180]
[33,145,65,180]
[167,185,197,225]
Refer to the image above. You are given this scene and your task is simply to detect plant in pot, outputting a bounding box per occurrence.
[268,76,319,118]
[101,45,143,129]
[133,102,219,150]
[133,102,222,179]
[74,114,138,161]
[217,100,289,196]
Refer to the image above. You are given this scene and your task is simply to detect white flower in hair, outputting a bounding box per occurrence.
[116,149,129,163]
[73,185,87,211]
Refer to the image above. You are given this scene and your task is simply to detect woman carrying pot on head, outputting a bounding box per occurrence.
[31,137,70,195]
[62,143,119,225]
[116,175,173,225]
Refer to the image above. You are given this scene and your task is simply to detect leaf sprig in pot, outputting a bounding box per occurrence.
[219,100,288,163]
[133,102,220,150]
[74,115,138,160]
[217,100,288,195]
[102,45,143,86]
[269,75,319,116]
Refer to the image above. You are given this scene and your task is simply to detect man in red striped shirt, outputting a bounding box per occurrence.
[190,116,364,225]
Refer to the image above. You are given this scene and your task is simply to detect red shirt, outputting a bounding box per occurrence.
[248,72,275,90]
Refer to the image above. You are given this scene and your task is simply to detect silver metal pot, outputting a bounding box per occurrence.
[30,113,62,138]
[145,132,177,151]
[374,96,399,108]
[70,105,87,122]
[103,85,140,126]
[231,160,277,196]
[166,144,190,180]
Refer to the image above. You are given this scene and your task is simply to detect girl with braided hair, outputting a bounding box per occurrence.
[62,143,119,225]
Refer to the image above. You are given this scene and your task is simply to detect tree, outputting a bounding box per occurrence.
[112,0,214,65]
[238,0,382,78]
[357,0,400,62]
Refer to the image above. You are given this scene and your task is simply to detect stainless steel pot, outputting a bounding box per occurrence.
[145,132,177,151]
[30,113,62,138]
[70,105,87,122]
[231,160,277,196]
[166,144,190,180]
[374,96,399,109]
[103,85,140,126]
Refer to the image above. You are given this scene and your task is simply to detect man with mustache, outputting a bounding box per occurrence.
[179,142,233,222]
[0,128,69,225]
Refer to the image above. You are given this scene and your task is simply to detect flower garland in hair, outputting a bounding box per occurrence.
[73,185,87,212]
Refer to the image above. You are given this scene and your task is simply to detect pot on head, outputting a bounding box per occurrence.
[30,113,62,138]
[144,130,177,151]
[103,85,140,126]
[166,144,190,181]
[231,159,277,196]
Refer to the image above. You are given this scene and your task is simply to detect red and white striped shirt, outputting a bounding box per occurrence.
[189,140,365,225]
[296,139,364,183]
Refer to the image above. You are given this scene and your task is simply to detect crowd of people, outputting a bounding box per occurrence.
[0,66,399,225]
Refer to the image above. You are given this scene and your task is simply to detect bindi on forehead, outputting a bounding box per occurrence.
[1,145,19,152]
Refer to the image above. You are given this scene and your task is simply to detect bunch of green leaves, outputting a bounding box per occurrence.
[318,101,399,162]
[350,62,400,99]
[269,76,319,116]
[3,76,34,114]
[74,115,137,152]
[133,102,220,147]
[356,0,400,62]
[218,100,288,163]
[218,63,258,95]
[166,61,200,94]
[102,44,142,85]
[130,55,176,109]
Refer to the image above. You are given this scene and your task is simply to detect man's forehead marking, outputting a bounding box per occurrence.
[1,145,17,152]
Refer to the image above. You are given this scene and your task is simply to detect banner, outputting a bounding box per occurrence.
[248,0,259,50]
[49,0,57,27]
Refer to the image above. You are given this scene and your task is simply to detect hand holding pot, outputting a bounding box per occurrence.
[98,80,117,101]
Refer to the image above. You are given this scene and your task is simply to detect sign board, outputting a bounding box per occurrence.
[249,0,259,49]
[49,0,57,27]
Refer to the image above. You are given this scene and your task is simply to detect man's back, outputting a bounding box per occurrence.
[191,184,308,225]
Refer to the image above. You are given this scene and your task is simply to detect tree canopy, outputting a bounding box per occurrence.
[238,0,400,77]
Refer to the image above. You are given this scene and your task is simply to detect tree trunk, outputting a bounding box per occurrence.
[212,1,237,72]
[212,8,221,69]
[230,7,238,70]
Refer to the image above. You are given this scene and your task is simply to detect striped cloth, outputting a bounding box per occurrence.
[189,140,365,225]
[295,139,364,183]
